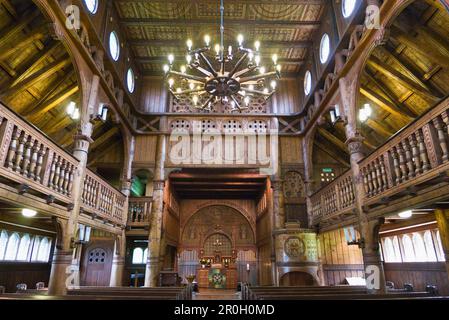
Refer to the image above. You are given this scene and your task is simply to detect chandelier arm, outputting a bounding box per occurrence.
[230,95,241,110]
[199,53,218,77]
[169,71,206,82]
[240,71,277,84]
[172,88,205,95]
[194,66,214,77]
[233,66,256,79]
[228,52,248,78]
[243,88,273,96]
[201,95,215,110]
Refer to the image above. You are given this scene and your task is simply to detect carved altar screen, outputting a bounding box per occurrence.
[204,234,232,256]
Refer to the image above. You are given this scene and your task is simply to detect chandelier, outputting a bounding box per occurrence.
[163,0,281,112]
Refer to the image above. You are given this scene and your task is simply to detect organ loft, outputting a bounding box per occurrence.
[0,0,449,302]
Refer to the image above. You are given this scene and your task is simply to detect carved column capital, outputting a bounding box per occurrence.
[345,133,365,156]
[153,180,166,191]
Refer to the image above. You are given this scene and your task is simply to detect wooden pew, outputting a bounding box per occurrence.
[66,285,193,300]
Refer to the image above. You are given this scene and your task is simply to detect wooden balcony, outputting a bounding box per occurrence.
[310,169,356,226]
[311,96,449,228]
[0,103,127,226]
[127,197,152,228]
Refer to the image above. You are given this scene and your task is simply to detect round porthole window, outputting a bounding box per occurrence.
[319,33,331,64]
[109,31,120,61]
[304,70,312,96]
[127,68,135,93]
[84,0,98,14]
[342,0,357,18]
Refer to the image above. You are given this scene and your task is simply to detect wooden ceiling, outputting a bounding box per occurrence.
[358,0,449,148]
[0,0,124,183]
[114,0,326,76]
[315,0,449,158]
[170,169,267,199]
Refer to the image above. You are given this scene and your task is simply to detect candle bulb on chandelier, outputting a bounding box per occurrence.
[259,66,266,74]
[186,55,192,64]
[168,54,174,65]
[214,44,220,55]
[237,34,244,46]
[180,65,187,74]
[163,64,169,74]
[204,34,211,46]
[228,46,232,56]
[189,82,195,90]
[254,41,260,52]
[272,54,278,65]
[254,55,261,66]
[168,78,174,88]
[186,39,193,50]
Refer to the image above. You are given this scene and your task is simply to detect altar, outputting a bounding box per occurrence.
[197,264,237,289]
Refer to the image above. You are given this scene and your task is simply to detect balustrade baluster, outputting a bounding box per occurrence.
[403,139,415,179]
[409,133,422,175]
[58,160,66,192]
[14,131,26,172]
[67,164,74,196]
[397,143,408,182]
[432,116,448,163]
[35,144,45,182]
[28,140,39,180]
[48,155,56,189]
[53,157,62,191]
[21,135,32,176]
[374,159,382,193]
[391,147,401,184]
[417,129,430,172]
[379,156,388,191]
[6,127,21,168]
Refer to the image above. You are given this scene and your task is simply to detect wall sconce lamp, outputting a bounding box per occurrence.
[329,104,346,126]
[91,103,109,123]
[344,226,365,249]
[71,223,92,248]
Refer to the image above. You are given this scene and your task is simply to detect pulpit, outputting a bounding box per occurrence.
[197,265,237,289]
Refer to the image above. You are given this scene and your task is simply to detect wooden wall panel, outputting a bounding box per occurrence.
[80,238,114,287]
[0,263,50,293]
[133,136,157,166]
[273,79,301,114]
[384,263,449,295]
[257,243,272,286]
[280,137,303,165]
[139,77,168,113]
[318,228,364,285]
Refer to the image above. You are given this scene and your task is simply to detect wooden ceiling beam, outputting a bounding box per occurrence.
[379,46,441,97]
[0,9,40,46]
[10,41,61,88]
[365,118,395,138]
[1,56,71,96]
[120,18,321,28]
[129,39,312,49]
[363,70,417,117]
[359,86,413,121]
[0,31,45,60]
[366,56,441,100]
[87,141,120,166]
[136,56,304,65]
[171,181,264,186]
[170,172,266,180]
[0,0,18,19]
[90,127,120,151]
[313,141,350,167]
[391,26,449,69]
[28,84,79,121]
[316,127,348,154]
[116,0,325,4]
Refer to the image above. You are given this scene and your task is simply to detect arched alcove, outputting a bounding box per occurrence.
[280,271,316,286]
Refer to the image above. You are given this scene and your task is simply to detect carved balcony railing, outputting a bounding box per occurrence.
[359,96,449,207]
[81,169,126,225]
[128,197,152,227]
[310,169,356,224]
[0,104,79,204]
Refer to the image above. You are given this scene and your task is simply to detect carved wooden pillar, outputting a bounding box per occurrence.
[434,209,449,278]
[271,178,285,230]
[340,76,386,294]
[110,229,126,287]
[144,134,166,287]
[48,75,99,295]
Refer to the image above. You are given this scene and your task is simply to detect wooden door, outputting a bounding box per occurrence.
[80,240,113,286]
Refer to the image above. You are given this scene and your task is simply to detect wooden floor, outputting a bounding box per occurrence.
[193,289,241,300]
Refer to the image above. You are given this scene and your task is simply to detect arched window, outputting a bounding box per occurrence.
[37,237,51,262]
[109,31,120,61]
[304,70,312,95]
[412,233,427,262]
[143,248,148,264]
[402,235,415,262]
[383,237,395,262]
[342,0,357,18]
[84,0,98,14]
[423,231,437,262]
[392,236,402,262]
[319,33,331,64]
[31,236,41,261]
[16,234,31,261]
[132,247,144,264]
[435,231,445,261]
[4,233,20,260]
[127,68,135,93]
[0,230,8,260]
